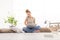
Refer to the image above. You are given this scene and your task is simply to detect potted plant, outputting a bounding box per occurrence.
[5,16,17,27]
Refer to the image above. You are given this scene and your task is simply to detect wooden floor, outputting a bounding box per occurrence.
[0,33,60,40]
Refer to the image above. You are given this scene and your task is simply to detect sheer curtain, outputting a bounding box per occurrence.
[0,0,12,28]
[0,0,60,29]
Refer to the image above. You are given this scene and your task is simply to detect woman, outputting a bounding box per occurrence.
[23,9,40,33]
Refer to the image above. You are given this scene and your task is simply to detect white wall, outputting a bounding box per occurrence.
[0,0,60,29]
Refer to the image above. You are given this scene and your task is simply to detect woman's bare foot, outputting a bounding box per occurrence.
[34,30,40,33]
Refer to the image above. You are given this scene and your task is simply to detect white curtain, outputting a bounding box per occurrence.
[0,0,60,28]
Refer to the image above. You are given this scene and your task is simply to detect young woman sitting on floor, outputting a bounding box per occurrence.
[23,9,40,33]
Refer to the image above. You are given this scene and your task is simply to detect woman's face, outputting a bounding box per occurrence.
[26,12,31,16]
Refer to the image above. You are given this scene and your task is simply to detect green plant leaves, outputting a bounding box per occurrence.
[13,20,17,26]
[5,16,17,26]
